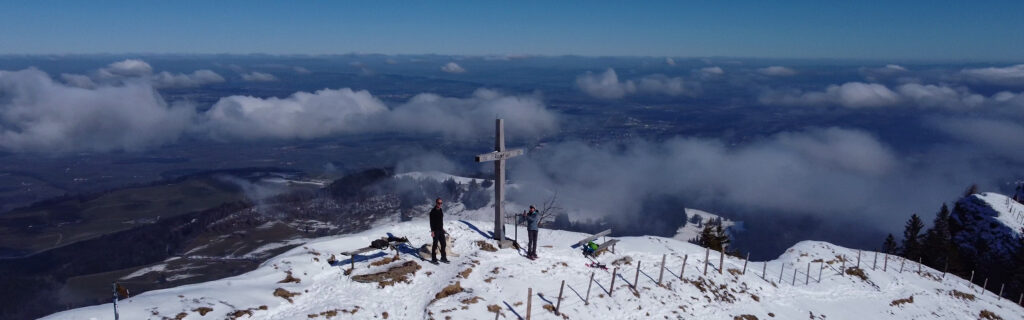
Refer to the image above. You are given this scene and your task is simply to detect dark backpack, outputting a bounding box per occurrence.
[370,239,389,250]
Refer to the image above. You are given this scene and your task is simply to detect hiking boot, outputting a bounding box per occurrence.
[430,258,439,264]
[440,258,450,263]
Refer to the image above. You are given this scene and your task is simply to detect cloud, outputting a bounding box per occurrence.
[59,73,97,89]
[700,66,724,76]
[201,88,558,141]
[760,81,998,109]
[293,66,311,74]
[860,64,909,81]
[441,62,466,74]
[0,68,194,153]
[99,59,153,77]
[576,68,635,99]
[758,66,797,76]
[576,68,699,99]
[665,57,676,66]
[931,117,1024,160]
[240,72,278,82]
[960,64,1024,87]
[151,70,225,88]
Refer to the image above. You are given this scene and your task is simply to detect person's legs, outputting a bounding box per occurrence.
[431,234,440,261]
[528,230,538,257]
[438,232,448,261]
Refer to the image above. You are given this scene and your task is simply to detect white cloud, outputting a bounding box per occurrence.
[240,72,278,82]
[60,73,97,89]
[758,66,797,76]
[441,62,466,74]
[700,66,724,76]
[761,81,998,109]
[201,88,558,141]
[960,64,1024,87]
[576,68,635,99]
[859,64,910,81]
[293,66,311,74]
[0,68,193,153]
[99,59,153,77]
[635,74,701,97]
[151,70,225,88]
[665,57,676,66]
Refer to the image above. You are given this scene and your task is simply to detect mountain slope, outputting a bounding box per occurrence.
[44,218,1023,320]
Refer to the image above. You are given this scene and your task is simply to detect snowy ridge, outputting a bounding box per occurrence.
[973,192,1024,235]
[673,208,737,242]
[44,219,1023,320]
[952,192,1024,259]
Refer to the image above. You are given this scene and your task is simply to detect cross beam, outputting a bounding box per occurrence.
[475,119,524,248]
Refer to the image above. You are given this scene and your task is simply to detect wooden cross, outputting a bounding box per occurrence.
[475,119,524,248]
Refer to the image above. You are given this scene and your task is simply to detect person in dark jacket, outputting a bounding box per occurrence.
[522,205,540,259]
[429,197,448,264]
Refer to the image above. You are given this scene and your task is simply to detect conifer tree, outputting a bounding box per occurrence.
[883,233,898,254]
[901,214,925,260]
[923,204,956,268]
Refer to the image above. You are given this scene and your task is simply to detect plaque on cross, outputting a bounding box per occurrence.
[475,119,524,248]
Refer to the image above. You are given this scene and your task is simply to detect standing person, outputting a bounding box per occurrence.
[522,205,540,259]
[429,197,449,264]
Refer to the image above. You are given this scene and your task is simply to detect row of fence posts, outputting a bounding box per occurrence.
[499,246,1024,319]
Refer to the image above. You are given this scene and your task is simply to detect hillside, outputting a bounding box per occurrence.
[43,218,1024,320]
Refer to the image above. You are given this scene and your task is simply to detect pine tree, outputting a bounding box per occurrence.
[923,204,956,268]
[901,214,925,260]
[883,233,898,254]
[691,224,715,248]
[712,224,730,252]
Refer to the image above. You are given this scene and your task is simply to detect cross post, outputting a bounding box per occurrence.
[475,119,524,248]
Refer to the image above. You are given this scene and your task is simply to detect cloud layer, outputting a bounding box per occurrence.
[441,62,466,74]
[575,68,700,99]
[759,82,1008,109]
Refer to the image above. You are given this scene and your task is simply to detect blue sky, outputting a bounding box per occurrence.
[0,1,1022,61]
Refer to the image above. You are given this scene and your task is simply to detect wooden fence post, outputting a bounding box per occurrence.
[762,262,767,280]
[883,254,888,272]
[873,252,877,270]
[680,255,688,280]
[982,278,988,295]
[610,268,617,296]
[556,280,565,314]
[998,283,1004,300]
[791,268,796,285]
[779,263,785,283]
[658,254,666,286]
[805,262,810,285]
[856,250,861,269]
[1018,292,1022,306]
[840,257,845,274]
[917,257,922,274]
[818,261,823,283]
[742,252,750,275]
[969,270,975,290]
[526,287,532,320]
[633,261,641,292]
[899,258,904,273]
[719,248,724,274]
[585,272,594,305]
[942,261,948,279]
[703,247,709,276]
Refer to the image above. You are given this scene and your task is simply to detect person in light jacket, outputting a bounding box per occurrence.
[522,205,540,259]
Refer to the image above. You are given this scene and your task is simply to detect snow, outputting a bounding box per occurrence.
[974,192,1024,235]
[673,208,736,242]
[45,218,1024,320]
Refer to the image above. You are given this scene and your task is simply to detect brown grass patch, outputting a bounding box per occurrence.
[461,296,482,304]
[611,256,633,266]
[734,315,758,320]
[950,290,975,301]
[192,307,213,316]
[433,281,464,302]
[278,271,301,284]
[476,240,498,252]
[352,261,422,288]
[370,254,401,267]
[845,267,868,281]
[979,310,1003,320]
[382,311,389,319]
[273,288,301,303]
[487,304,501,313]
[174,312,188,320]
[727,268,742,276]
[458,267,473,279]
[889,295,913,307]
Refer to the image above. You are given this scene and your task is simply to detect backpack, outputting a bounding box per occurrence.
[370,239,389,250]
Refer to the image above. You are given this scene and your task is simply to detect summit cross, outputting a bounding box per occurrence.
[475,119,524,248]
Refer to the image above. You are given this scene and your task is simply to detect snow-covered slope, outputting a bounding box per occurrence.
[673,208,737,242]
[952,192,1024,259]
[44,218,1023,320]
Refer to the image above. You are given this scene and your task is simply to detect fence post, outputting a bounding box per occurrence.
[742,252,750,275]
[791,268,797,285]
[883,254,888,272]
[982,278,988,295]
[585,272,594,305]
[942,261,948,279]
[805,262,811,285]
[719,247,725,274]
[840,257,845,274]
[526,287,533,320]
[556,280,565,314]
[610,268,617,296]
[818,261,823,283]
[779,263,785,283]
[633,261,641,292]
[873,252,878,270]
[1018,292,1022,306]
[899,258,904,273]
[703,247,709,276]
[658,254,666,286]
[969,270,975,290]
[680,255,688,280]
[856,250,861,269]
[917,257,922,274]
[998,283,1004,300]
[762,262,767,280]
